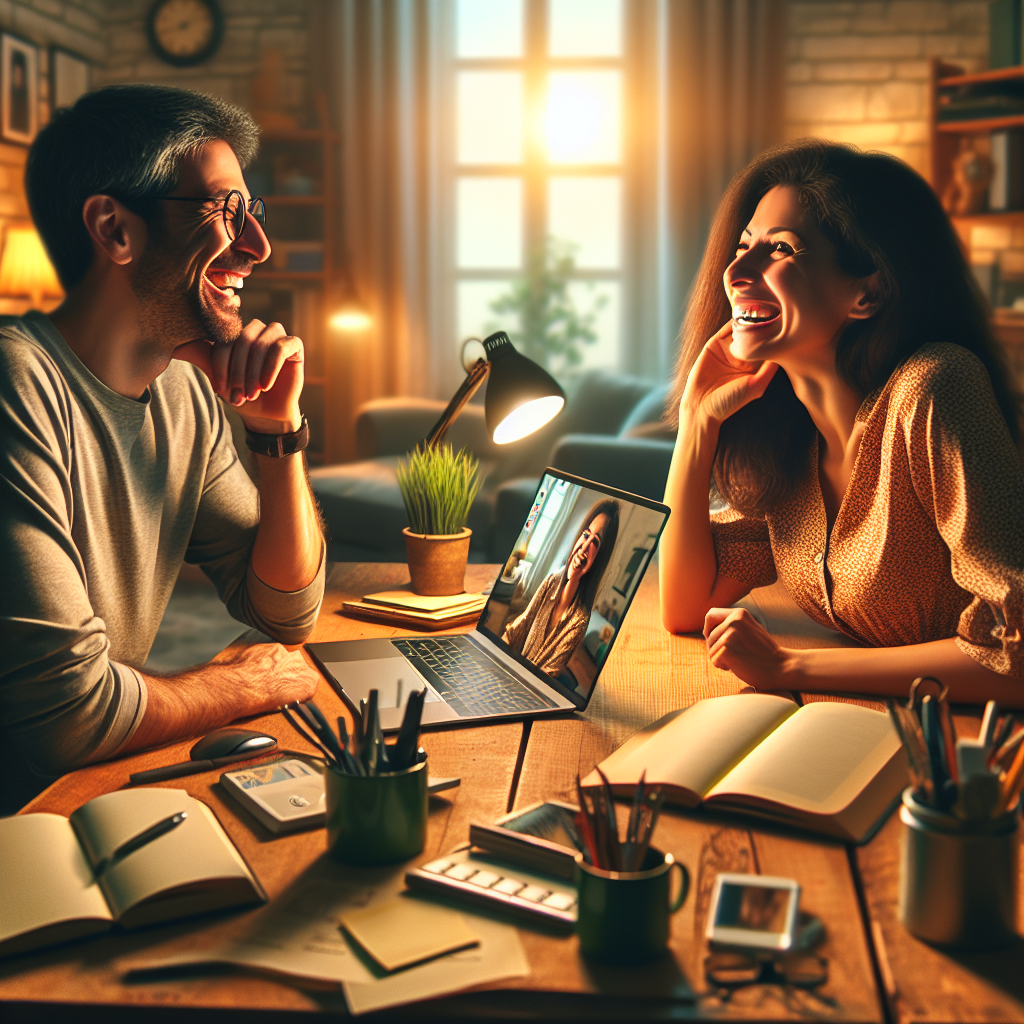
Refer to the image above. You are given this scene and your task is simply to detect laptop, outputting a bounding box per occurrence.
[306,469,670,731]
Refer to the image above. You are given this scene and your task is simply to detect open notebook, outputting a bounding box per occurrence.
[585,694,907,843]
[0,788,265,957]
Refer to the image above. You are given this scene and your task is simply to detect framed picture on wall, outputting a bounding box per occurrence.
[1,34,38,145]
[50,47,90,112]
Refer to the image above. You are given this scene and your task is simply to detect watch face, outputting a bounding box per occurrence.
[148,0,223,67]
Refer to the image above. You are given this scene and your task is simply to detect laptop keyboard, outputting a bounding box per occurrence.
[392,636,555,717]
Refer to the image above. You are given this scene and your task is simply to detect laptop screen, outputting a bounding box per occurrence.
[478,470,669,704]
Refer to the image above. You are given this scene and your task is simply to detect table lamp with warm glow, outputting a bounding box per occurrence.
[0,226,63,310]
[425,331,565,449]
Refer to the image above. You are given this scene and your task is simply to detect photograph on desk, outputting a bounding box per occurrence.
[307,470,668,730]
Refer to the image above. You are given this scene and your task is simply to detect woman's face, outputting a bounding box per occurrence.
[567,513,609,582]
[723,185,877,367]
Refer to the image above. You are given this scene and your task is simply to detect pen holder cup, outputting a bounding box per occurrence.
[899,788,1019,950]
[575,848,689,964]
[325,761,428,866]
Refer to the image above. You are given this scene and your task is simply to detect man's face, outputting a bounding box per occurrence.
[131,139,270,348]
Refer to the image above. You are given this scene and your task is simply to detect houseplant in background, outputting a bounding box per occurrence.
[488,238,606,378]
[397,444,482,595]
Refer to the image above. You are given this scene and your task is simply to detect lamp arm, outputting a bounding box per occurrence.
[424,359,491,449]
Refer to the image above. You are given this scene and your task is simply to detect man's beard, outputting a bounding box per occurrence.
[130,231,247,350]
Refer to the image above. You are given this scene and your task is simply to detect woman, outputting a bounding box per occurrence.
[503,499,620,678]
[661,140,1024,705]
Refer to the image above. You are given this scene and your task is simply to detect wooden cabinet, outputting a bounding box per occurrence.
[929,59,1024,384]
[242,127,339,464]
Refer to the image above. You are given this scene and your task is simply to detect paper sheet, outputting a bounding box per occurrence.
[125,858,529,1012]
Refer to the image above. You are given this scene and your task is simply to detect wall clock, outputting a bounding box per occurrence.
[147,0,224,68]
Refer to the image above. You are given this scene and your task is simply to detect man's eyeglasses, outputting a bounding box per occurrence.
[159,189,266,241]
[704,951,830,1003]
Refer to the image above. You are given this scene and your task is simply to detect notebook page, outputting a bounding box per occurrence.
[593,694,798,799]
[707,702,900,814]
[0,813,112,952]
[70,789,257,921]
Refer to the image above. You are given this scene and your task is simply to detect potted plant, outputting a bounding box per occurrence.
[397,444,482,596]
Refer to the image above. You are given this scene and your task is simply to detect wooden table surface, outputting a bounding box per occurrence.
[2,562,1021,1023]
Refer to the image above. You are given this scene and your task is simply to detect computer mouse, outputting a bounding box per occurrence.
[190,728,278,762]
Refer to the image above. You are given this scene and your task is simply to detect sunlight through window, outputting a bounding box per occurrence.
[544,71,621,164]
[458,178,522,268]
[548,177,620,269]
[549,0,621,57]
[457,0,522,58]
[458,71,523,164]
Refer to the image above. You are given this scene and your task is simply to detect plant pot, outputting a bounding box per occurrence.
[403,527,472,596]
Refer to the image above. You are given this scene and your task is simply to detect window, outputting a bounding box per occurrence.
[452,0,627,381]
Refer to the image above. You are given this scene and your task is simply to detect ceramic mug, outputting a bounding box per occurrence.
[325,760,428,866]
[575,847,689,963]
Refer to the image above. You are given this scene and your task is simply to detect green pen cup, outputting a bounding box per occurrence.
[575,847,689,964]
[325,760,428,866]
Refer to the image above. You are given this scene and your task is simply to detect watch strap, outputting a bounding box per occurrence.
[244,416,310,458]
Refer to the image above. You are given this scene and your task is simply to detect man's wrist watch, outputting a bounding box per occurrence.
[244,415,310,458]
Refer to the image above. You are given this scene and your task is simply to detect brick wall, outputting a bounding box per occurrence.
[96,0,313,125]
[785,1,990,177]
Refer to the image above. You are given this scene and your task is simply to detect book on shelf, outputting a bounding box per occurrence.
[0,788,266,958]
[584,693,906,844]
[340,588,487,631]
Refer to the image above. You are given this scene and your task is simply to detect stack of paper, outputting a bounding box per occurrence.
[340,588,488,631]
[123,865,528,1016]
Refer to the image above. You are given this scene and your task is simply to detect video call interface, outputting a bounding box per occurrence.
[480,474,667,700]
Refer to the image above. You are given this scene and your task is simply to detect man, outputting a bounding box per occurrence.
[1,85,325,795]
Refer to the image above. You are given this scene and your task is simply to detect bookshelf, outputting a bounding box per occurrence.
[241,125,339,465]
[929,59,1024,383]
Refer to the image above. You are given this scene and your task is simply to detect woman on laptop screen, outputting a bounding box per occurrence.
[660,139,1023,705]
[502,499,620,679]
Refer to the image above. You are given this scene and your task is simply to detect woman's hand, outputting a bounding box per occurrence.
[704,607,796,689]
[680,321,779,430]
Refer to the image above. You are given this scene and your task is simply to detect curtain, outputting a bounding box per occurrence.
[320,0,443,463]
[317,0,785,459]
[649,0,786,375]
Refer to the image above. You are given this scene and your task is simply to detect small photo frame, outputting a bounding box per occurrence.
[50,47,90,112]
[1,34,38,145]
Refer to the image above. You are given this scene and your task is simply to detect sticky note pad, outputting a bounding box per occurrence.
[339,895,479,973]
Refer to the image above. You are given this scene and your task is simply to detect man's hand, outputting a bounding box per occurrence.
[174,319,304,431]
[123,643,321,755]
[704,607,795,689]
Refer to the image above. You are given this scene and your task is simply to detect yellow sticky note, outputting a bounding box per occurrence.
[339,895,479,973]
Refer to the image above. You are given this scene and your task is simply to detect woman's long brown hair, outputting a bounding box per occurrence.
[667,139,1022,516]
[556,498,621,614]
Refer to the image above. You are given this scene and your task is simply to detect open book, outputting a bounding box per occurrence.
[0,788,266,958]
[584,694,906,843]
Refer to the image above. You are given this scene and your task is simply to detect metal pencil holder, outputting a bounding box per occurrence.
[899,787,1019,950]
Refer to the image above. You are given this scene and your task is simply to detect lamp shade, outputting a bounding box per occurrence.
[481,332,565,444]
[0,226,63,307]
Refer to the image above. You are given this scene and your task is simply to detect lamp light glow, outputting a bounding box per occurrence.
[424,331,565,450]
[0,226,63,309]
[330,308,373,332]
[492,395,564,444]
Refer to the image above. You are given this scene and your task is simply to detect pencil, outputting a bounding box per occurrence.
[995,737,1024,816]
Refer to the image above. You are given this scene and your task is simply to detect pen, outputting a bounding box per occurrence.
[94,811,187,877]
[980,700,999,747]
[921,696,947,797]
[393,687,426,770]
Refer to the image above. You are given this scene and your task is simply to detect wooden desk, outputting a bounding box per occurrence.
[2,563,1022,1023]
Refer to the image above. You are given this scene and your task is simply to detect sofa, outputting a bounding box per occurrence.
[310,370,676,563]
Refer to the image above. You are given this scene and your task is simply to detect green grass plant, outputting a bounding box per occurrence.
[397,443,482,536]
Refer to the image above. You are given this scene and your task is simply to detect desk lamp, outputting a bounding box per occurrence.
[0,225,63,311]
[425,331,565,449]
